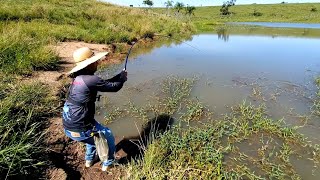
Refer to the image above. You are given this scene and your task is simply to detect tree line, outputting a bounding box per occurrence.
[142,0,237,16]
[142,0,196,16]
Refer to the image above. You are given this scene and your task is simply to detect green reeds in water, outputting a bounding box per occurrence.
[126,102,319,179]
[105,77,319,179]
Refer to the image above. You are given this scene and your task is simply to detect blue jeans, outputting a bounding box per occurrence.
[64,121,115,166]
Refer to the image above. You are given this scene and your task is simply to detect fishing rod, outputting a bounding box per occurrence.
[123,34,201,71]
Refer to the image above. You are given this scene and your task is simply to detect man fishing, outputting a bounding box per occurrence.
[62,47,127,171]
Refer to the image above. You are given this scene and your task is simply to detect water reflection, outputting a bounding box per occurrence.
[229,22,320,29]
[215,25,320,41]
[217,27,229,42]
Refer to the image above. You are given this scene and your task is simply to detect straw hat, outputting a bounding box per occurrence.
[68,47,109,74]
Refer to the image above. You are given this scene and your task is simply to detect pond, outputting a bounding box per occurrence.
[97,23,320,178]
[229,22,320,29]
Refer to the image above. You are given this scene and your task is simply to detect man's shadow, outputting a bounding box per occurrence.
[115,114,174,164]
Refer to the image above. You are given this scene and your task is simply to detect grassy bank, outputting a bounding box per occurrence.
[0,0,194,178]
[154,3,320,31]
[0,0,194,75]
[0,76,58,179]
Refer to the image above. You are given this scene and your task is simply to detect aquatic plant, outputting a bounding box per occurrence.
[103,76,320,179]
[158,76,196,114]
[126,101,319,179]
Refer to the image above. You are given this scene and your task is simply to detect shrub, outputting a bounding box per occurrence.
[220,0,236,15]
[251,10,263,16]
[311,7,317,12]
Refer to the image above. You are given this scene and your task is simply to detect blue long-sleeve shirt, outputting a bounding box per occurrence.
[62,72,126,132]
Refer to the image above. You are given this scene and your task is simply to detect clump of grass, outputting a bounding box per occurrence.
[104,107,123,124]
[157,76,196,114]
[180,99,213,123]
[0,77,58,178]
[127,101,149,122]
[180,100,205,122]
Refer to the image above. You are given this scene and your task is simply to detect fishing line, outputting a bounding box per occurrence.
[123,34,201,70]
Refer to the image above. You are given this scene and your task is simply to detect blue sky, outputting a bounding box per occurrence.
[102,0,319,7]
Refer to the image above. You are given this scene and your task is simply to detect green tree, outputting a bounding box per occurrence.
[174,2,184,13]
[220,0,236,15]
[164,0,173,8]
[143,0,153,8]
[164,0,174,15]
[185,5,196,16]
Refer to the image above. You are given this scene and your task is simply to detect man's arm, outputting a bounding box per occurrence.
[93,71,127,92]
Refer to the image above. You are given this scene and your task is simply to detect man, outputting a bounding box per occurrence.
[62,47,127,171]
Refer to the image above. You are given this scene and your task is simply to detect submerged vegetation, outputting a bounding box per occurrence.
[103,76,320,179]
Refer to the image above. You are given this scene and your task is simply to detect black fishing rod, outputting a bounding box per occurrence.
[123,34,200,71]
[124,40,138,70]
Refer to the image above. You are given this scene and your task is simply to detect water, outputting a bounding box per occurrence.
[229,22,320,29]
[96,23,320,178]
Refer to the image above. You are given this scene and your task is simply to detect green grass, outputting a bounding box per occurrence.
[153,3,320,32]
[0,29,59,75]
[0,76,58,178]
